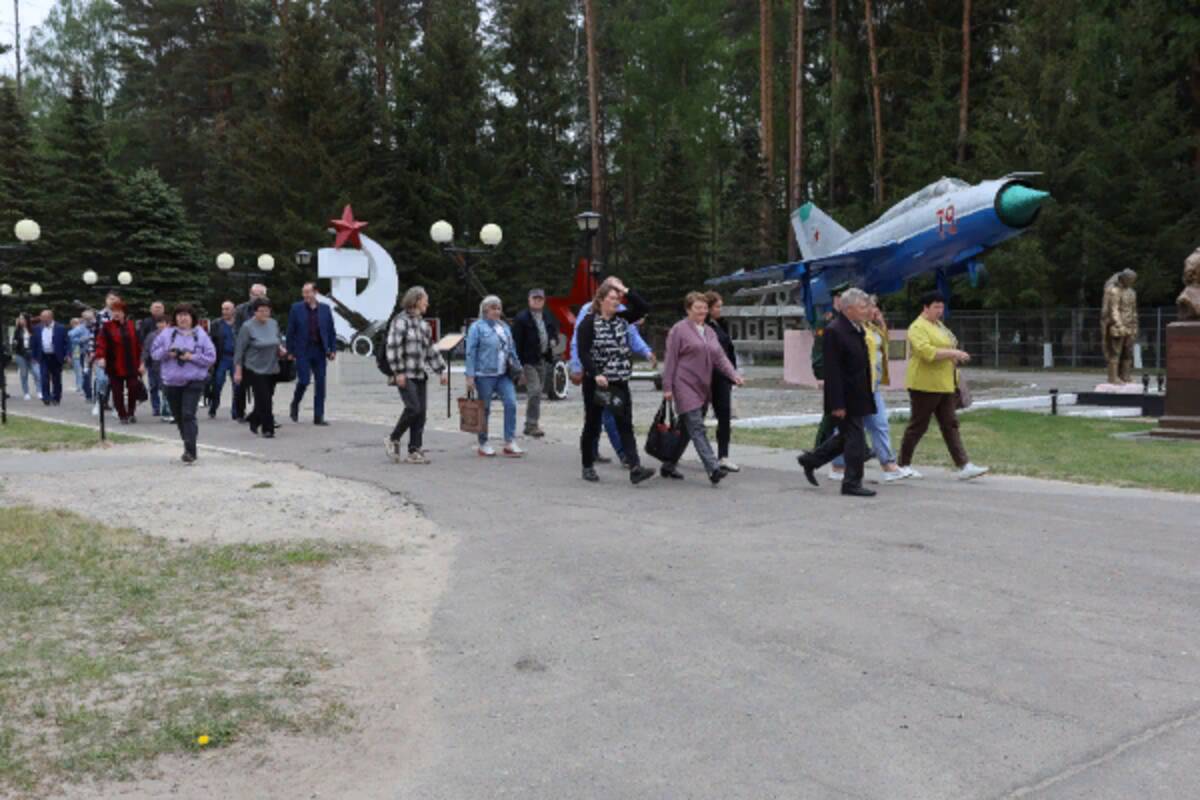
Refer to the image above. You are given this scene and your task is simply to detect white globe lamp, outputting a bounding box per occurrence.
[14,218,40,243]
[430,220,454,245]
[117,272,132,286]
[480,223,503,247]
[216,252,235,271]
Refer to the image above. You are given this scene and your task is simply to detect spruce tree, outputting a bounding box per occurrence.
[716,126,773,276]
[117,168,207,307]
[0,84,47,298]
[41,74,129,310]
[626,128,707,317]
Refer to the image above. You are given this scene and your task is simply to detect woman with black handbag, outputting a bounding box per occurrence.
[234,298,287,438]
[577,278,655,485]
[659,292,743,486]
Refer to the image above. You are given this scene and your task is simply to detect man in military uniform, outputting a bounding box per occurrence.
[1101,269,1138,384]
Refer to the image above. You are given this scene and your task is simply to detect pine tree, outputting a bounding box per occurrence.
[41,74,129,310]
[0,83,47,302]
[626,128,707,315]
[117,167,207,306]
[716,126,773,276]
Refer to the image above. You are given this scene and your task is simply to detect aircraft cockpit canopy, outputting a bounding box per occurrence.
[875,177,970,226]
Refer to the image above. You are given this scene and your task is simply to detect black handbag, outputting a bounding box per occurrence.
[276,358,297,383]
[644,400,689,463]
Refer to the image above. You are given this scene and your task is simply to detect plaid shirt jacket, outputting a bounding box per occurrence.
[386,312,446,380]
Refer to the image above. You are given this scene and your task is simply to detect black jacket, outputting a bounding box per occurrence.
[576,289,650,378]
[822,313,876,418]
[512,308,560,366]
[707,318,737,372]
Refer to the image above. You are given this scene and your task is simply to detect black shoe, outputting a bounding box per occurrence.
[249,422,259,435]
[630,466,655,485]
[594,455,612,465]
[582,467,599,482]
[128,415,137,424]
[314,419,329,426]
[289,404,299,423]
[181,452,196,464]
[208,411,216,419]
[263,429,275,439]
[797,453,819,487]
[660,465,684,480]
[709,469,726,487]
[237,417,249,424]
[841,485,877,498]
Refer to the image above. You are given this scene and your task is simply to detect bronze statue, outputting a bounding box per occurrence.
[1179,248,1200,322]
[1101,268,1138,384]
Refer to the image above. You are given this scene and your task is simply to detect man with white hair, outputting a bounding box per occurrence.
[797,287,877,497]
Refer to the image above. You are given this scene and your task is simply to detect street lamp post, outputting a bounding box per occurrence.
[1,218,42,425]
[429,220,503,331]
[574,211,603,299]
[215,252,275,298]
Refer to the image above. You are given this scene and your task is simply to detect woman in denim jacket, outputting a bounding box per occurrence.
[465,296,524,458]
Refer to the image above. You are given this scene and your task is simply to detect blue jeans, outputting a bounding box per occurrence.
[595,408,625,460]
[834,390,895,468]
[291,351,328,420]
[210,356,235,416]
[14,354,38,396]
[93,365,108,403]
[148,371,163,414]
[72,354,86,393]
[473,374,517,446]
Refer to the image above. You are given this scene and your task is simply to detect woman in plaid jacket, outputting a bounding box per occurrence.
[384,287,448,464]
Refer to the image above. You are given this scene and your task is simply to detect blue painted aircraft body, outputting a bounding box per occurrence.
[708,174,1051,320]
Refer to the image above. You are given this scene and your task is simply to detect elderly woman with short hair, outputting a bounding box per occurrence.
[385,286,448,464]
[234,297,286,438]
[151,303,216,463]
[465,295,524,457]
[661,292,744,486]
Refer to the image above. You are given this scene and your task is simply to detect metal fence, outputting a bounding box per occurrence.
[886,308,1181,371]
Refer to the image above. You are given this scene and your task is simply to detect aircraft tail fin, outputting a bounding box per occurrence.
[792,202,852,261]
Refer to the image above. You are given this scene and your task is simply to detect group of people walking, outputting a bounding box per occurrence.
[6,275,987,491]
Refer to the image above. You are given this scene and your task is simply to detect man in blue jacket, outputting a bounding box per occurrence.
[286,282,338,425]
[30,309,70,405]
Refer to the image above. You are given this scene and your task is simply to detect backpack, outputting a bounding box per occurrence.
[374,313,400,377]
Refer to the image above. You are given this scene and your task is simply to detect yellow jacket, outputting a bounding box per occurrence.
[864,321,890,390]
[906,315,958,393]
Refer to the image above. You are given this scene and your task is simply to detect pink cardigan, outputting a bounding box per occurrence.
[662,319,739,414]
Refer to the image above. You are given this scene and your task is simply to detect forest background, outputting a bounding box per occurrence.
[0,0,1197,328]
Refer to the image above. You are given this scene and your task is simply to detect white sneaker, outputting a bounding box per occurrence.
[883,469,908,482]
[901,466,923,479]
[478,444,497,457]
[958,463,990,480]
[383,437,400,463]
[36,391,42,400]
[24,393,31,400]
[718,458,741,473]
[91,403,100,416]
[502,442,525,458]
[827,468,845,481]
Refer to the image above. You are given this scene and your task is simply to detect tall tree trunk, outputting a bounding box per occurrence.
[13,0,21,96]
[759,0,774,253]
[375,0,387,96]
[584,0,605,263]
[828,0,837,206]
[864,0,884,206]
[788,0,805,260]
[957,0,971,165]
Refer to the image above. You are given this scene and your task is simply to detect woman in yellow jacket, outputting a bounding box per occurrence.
[898,291,989,480]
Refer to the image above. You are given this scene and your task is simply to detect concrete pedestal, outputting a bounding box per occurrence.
[1151,322,1200,441]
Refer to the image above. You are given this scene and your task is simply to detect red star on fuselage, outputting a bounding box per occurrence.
[331,205,368,249]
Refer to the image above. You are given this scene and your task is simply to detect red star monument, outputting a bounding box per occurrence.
[331,204,369,249]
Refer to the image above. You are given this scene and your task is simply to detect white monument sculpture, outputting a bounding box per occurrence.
[316,205,399,357]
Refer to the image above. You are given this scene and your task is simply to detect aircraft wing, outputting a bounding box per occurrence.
[705,262,797,288]
[706,242,900,290]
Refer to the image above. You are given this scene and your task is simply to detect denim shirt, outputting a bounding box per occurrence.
[465,318,520,378]
[568,301,652,375]
[68,325,91,358]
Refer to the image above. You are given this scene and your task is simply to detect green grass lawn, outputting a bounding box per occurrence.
[732,409,1200,494]
[0,506,378,796]
[0,416,135,450]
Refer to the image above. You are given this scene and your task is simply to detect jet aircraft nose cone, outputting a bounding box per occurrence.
[997,184,1050,227]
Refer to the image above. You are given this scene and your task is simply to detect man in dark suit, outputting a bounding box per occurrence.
[30,309,70,405]
[797,288,877,497]
[286,282,338,425]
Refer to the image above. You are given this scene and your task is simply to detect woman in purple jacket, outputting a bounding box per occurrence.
[151,304,217,463]
[660,292,744,486]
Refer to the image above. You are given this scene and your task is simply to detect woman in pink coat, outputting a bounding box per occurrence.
[660,291,744,485]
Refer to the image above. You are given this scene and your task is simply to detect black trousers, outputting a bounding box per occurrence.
[580,378,640,469]
[245,369,276,432]
[710,375,733,459]
[804,415,867,488]
[390,378,428,452]
[165,380,204,456]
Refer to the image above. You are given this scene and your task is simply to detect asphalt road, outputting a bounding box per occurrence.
[9,393,1200,800]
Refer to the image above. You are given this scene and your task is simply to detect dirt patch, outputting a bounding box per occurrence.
[0,442,453,800]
